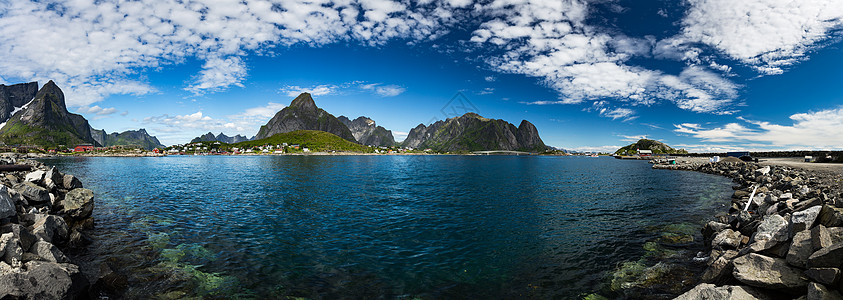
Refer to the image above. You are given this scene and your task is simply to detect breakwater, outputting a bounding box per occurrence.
[0,154,113,299]
[654,161,843,298]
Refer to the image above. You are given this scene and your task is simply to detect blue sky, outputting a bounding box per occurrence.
[1,0,842,151]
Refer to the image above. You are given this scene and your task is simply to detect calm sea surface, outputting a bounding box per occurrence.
[42,155,733,299]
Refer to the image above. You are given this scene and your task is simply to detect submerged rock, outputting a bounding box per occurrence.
[732,253,808,292]
[674,283,771,300]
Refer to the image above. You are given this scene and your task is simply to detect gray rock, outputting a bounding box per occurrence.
[793,206,822,232]
[808,243,843,269]
[0,261,88,300]
[813,225,833,251]
[818,205,843,227]
[713,229,743,249]
[756,166,771,176]
[830,227,843,244]
[24,170,45,183]
[62,188,94,219]
[703,221,730,244]
[29,214,68,244]
[0,224,35,252]
[702,255,734,284]
[805,268,841,286]
[674,283,770,300]
[0,232,22,268]
[788,230,814,268]
[44,166,62,186]
[15,181,50,203]
[749,214,790,252]
[0,186,14,220]
[62,174,82,190]
[30,240,68,263]
[807,282,843,300]
[732,253,809,291]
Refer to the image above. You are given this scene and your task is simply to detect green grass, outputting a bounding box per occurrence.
[233,130,373,152]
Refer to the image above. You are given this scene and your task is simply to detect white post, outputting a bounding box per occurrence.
[744,185,759,212]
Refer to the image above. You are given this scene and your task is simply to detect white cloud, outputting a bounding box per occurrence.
[280,85,337,97]
[393,131,409,142]
[682,0,843,75]
[0,0,462,102]
[484,76,497,82]
[477,87,494,95]
[75,105,119,116]
[567,145,622,153]
[185,56,248,95]
[620,135,648,142]
[674,107,843,150]
[373,85,405,97]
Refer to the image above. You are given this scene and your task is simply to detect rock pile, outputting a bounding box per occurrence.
[657,161,843,299]
[0,154,94,299]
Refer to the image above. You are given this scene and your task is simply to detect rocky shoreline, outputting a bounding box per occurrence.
[0,153,110,299]
[653,160,843,299]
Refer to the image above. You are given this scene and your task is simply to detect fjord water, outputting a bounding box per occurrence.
[44,156,733,299]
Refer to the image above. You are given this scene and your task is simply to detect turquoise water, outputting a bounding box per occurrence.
[43,155,733,299]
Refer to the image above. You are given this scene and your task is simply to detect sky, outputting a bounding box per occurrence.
[1,0,842,152]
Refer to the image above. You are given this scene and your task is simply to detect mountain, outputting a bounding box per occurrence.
[614,139,688,155]
[235,130,371,153]
[91,128,165,150]
[338,116,395,147]
[0,81,100,147]
[402,112,548,152]
[0,82,38,123]
[190,132,251,144]
[255,93,356,142]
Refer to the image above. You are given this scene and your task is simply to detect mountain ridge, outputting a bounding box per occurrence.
[337,115,395,147]
[402,112,547,152]
[255,93,356,142]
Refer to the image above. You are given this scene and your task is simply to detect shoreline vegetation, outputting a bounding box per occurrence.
[651,157,843,298]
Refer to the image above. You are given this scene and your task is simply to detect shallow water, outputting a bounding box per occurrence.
[42,155,733,299]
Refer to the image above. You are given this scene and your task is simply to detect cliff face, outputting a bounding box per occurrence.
[91,128,165,150]
[0,82,38,123]
[402,112,547,152]
[189,132,251,144]
[338,116,395,147]
[255,93,355,142]
[0,81,99,147]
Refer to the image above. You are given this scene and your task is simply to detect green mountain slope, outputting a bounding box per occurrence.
[235,130,372,152]
[614,139,688,155]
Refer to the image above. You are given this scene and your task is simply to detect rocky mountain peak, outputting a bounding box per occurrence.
[34,80,65,109]
[289,93,317,112]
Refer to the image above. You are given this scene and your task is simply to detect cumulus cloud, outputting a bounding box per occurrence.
[674,107,843,150]
[282,82,405,98]
[368,84,405,97]
[75,105,119,116]
[280,85,338,97]
[0,0,462,103]
[681,0,843,75]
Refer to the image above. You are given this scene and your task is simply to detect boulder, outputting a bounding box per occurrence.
[29,214,68,244]
[15,181,50,203]
[818,205,843,227]
[0,224,35,252]
[732,253,809,291]
[756,166,771,176]
[788,230,814,268]
[24,170,45,183]
[30,240,68,263]
[793,206,822,232]
[813,225,833,251]
[703,221,730,244]
[749,215,790,252]
[0,186,14,220]
[702,255,734,284]
[0,261,88,299]
[45,167,62,186]
[808,243,843,269]
[62,174,82,190]
[806,268,841,286]
[0,232,22,268]
[713,229,743,249]
[830,227,843,244]
[674,283,770,300]
[807,282,843,300]
[63,188,94,219]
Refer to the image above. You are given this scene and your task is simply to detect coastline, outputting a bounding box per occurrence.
[0,153,111,298]
[653,158,843,298]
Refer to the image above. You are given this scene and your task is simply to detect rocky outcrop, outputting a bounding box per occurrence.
[0,154,98,299]
[91,128,165,150]
[255,93,356,142]
[338,116,395,147]
[653,160,843,298]
[190,132,251,144]
[0,82,38,123]
[0,81,100,147]
[615,138,688,155]
[401,112,547,152]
